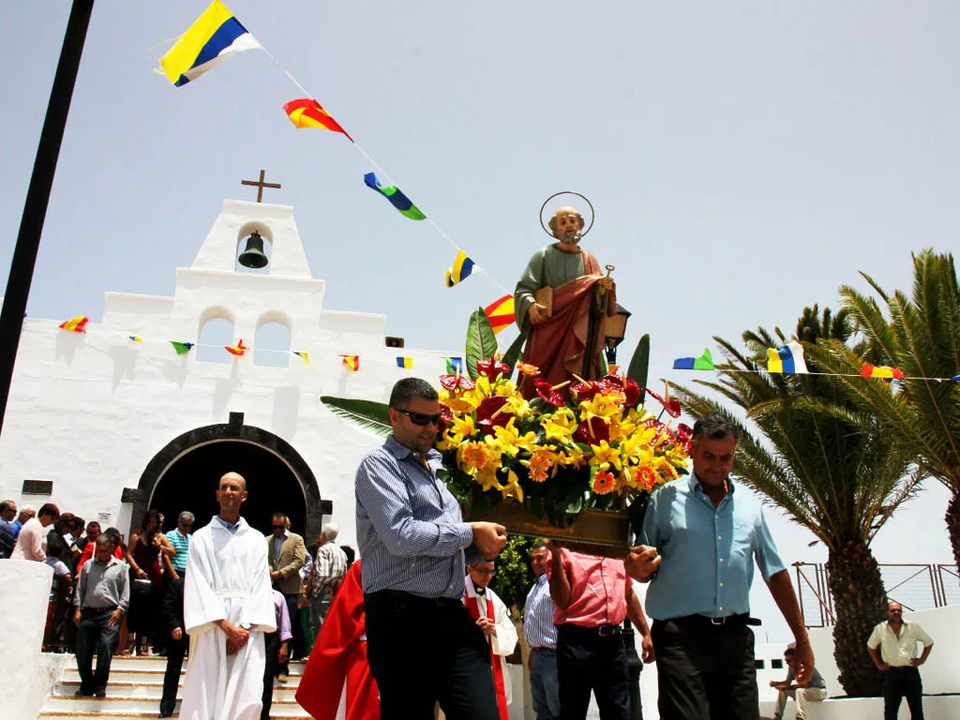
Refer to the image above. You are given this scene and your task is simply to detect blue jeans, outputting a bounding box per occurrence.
[76,610,120,694]
[530,647,561,720]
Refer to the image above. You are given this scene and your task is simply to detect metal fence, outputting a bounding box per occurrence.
[794,562,960,628]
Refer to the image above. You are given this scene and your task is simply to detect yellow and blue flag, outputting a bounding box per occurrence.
[396,356,414,369]
[445,251,475,288]
[158,1,261,88]
[767,341,808,374]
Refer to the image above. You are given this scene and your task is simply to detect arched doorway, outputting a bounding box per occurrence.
[133,418,327,540]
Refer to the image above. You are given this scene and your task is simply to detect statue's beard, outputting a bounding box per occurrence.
[559,230,581,244]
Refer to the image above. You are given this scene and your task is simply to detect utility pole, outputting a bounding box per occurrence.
[0,0,95,434]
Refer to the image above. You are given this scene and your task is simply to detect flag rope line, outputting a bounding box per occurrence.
[257,43,510,296]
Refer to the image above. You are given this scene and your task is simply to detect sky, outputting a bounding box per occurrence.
[1,2,958,639]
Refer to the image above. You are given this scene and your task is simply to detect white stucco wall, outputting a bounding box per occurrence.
[0,199,456,549]
[0,560,70,720]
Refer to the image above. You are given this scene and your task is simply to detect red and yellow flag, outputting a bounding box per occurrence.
[226,339,247,356]
[484,295,515,335]
[861,363,904,379]
[282,98,353,141]
[340,355,360,372]
[59,315,89,332]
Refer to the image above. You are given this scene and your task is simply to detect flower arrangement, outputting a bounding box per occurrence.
[435,357,691,530]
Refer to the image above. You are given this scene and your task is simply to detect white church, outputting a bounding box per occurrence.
[0,195,450,546]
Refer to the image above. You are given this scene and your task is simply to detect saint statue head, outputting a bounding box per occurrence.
[548,206,585,243]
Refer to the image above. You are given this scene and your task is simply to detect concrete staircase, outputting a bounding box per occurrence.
[38,655,312,719]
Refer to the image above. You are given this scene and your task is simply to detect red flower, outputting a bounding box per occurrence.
[476,395,510,434]
[644,387,681,418]
[437,403,454,433]
[534,379,566,406]
[571,380,602,403]
[600,375,642,407]
[575,417,610,444]
[476,358,511,380]
[440,374,476,391]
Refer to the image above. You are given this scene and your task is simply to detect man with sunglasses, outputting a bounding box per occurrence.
[356,377,508,720]
[166,511,193,582]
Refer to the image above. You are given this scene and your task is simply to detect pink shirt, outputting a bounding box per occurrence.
[10,517,47,562]
[548,549,627,628]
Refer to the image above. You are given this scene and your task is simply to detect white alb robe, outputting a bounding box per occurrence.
[180,517,276,720]
[464,576,518,706]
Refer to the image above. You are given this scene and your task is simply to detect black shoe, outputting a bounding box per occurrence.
[74,688,91,697]
[93,689,106,698]
[159,713,173,718]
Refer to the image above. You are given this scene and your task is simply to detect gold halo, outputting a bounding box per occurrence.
[540,191,595,239]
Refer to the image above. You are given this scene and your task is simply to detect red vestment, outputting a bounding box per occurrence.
[296,562,379,720]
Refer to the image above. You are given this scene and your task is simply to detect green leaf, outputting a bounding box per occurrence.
[627,334,650,403]
[502,328,528,372]
[465,307,498,380]
[319,396,391,438]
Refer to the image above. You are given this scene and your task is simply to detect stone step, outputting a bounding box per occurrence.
[39,695,311,717]
[54,680,302,700]
[58,666,302,687]
[100,655,307,672]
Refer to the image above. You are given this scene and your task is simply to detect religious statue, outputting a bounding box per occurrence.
[514,204,616,397]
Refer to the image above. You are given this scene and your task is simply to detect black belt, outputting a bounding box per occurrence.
[668,613,761,628]
[81,606,115,615]
[559,623,622,637]
[530,646,557,652]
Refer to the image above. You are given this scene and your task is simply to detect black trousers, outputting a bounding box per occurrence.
[261,630,281,720]
[364,590,500,720]
[75,610,120,694]
[159,631,188,716]
[556,623,631,720]
[884,666,924,720]
[651,617,759,720]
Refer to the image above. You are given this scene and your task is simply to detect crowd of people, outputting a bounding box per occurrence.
[0,375,939,720]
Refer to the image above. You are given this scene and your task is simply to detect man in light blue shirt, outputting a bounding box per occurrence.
[165,511,193,581]
[523,539,560,720]
[626,413,813,720]
[356,377,507,720]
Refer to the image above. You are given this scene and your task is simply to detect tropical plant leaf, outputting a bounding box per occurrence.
[465,307,497,380]
[502,329,528,373]
[627,334,650,403]
[320,396,391,438]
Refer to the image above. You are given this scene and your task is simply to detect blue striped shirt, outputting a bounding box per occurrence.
[640,474,786,621]
[165,529,191,572]
[355,435,474,599]
[523,574,557,649]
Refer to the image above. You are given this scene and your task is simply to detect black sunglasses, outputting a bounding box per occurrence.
[394,408,443,426]
[272,525,286,530]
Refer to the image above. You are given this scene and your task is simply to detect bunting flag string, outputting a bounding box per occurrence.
[39,321,960,382]
[153,1,511,315]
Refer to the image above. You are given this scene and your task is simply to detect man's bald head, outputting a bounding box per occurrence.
[220,471,247,490]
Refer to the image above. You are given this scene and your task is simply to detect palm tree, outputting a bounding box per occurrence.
[807,250,960,570]
[672,306,920,697]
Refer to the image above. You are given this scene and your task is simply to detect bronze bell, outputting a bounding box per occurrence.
[238,231,269,268]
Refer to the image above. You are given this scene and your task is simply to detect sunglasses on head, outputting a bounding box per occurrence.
[394,408,443,426]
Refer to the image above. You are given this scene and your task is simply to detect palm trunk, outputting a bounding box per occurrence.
[946,492,960,574]
[826,540,886,697]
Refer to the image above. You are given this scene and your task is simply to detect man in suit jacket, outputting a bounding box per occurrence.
[266,512,306,680]
[158,577,188,718]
